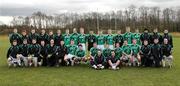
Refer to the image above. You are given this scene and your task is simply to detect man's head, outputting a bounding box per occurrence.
[80,27,84,34]
[144,28,148,33]
[153,28,158,33]
[23,39,28,44]
[164,29,169,34]
[32,39,37,44]
[41,29,46,34]
[126,26,131,32]
[13,28,18,33]
[78,44,83,50]
[117,30,121,34]
[97,50,102,56]
[93,42,97,48]
[49,31,53,35]
[31,29,35,34]
[50,39,54,44]
[123,40,128,45]
[73,28,77,33]
[60,40,64,45]
[66,29,69,34]
[12,40,17,46]
[115,43,120,48]
[89,31,94,34]
[164,38,168,44]
[154,38,159,44]
[70,40,75,45]
[98,30,103,35]
[135,29,139,33]
[108,29,112,34]
[143,40,148,45]
[57,30,61,34]
[111,50,115,57]
[132,39,137,44]
[22,30,27,36]
[40,40,45,46]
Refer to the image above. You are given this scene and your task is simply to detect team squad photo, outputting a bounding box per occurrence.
[1,0,180,85]
[7,27,173,70]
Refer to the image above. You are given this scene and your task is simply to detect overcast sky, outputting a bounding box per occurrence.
[0,0,180,16]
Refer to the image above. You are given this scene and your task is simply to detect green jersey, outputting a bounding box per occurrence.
[9,33,21,44]
[78,34,86,43]
[113,34,123,44]
[105,35,114,45]
[70,33,79,45]
[131,44,140,55]
[7,45,20,58]
[63,34,71,45]
[28,43,41,57]
[132,33,141,45]
[90,47,98,57]
[123,32,133,44]
[76,49,85,57]
[28,33,39,43]
[114,47,123,59]
[67,45,77,55]
[97,35,105,45]
[122,44,132,55]
[102,48,112,58]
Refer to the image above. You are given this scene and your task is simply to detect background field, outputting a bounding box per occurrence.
[0,35,180,86]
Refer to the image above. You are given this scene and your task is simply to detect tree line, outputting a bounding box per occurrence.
[1,5,180,34]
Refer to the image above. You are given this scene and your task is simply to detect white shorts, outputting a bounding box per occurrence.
[121,55,131,62]
[163,55,173,62]
[28,56,38,61]
[108,45,114,50]
[162,55,173,67]
[66,54,75,59]
[97,45,104,50]
[17,54,27,60]
[17,54,28,65]
[8,56,18,64]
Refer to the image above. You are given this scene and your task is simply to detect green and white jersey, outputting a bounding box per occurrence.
[114,47,123,59]
[122,44,132,55]
[105,34,114,45]
[131,44,141,55]
[28,43,41,57]
[90,47,98,57]
[102,48,112,58]
[67,45,77,55]
[75,49,85,57]
[9,33,22,44]
[78,34,86,44]
[70,33,79,45]
[132,33,141,45]
[63,34,71,46]
[97,35,105,45]
[123,32,133,44]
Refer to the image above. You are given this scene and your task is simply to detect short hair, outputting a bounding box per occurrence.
[78,44,82,47]
[144,28,148,31]
[111,50,115,52]
[32,39,36,41]
[23,39,27,41]
[13,40,17,42]
[22,30,26,32]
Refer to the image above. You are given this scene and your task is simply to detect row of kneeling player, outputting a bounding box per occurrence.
[89,38,173,70]
[7,38,173,69]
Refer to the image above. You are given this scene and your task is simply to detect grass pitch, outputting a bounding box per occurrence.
[0,35,180,86]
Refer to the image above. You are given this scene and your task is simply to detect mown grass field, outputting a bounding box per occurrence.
[0,35,180,86]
